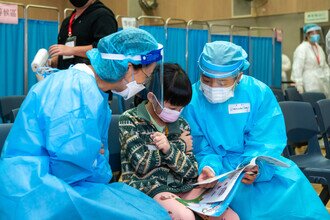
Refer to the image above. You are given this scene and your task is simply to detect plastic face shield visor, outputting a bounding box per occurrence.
[198,54,243,79]
[101,43,164,108]
[144,62,165,109]
[305,26,321,34]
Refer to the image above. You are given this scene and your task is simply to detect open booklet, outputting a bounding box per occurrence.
[176,156,290,217]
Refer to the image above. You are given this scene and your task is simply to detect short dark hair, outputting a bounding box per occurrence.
[163,63,192,107]
[132,64,143,70]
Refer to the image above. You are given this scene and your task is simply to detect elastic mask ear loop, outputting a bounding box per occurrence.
[232,74,241,91]
[233,77,238,88]
[131,70,135,82]
[154,95,163,111]
[124,69,135,84]
[151,93,163,114]
[234,69,243,84]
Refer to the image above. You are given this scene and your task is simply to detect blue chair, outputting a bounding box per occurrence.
[108,114,121,181]
[0,96,25,123]
[284,87,302,101]
[302,92,326,110]
[271,87,285,102]
[301,92,326,141]
[279,101,330,204]
[123,96,135,111]
[315,99,330,159]
[10,108,19,123]
[109,94,124,114]
[0,123,13,155]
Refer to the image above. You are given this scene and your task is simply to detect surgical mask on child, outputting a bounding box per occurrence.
[200,81,235,103]
[111,81,145,100]
[158,107,182,123]
[310,34,320,43]
[150,93,182,123]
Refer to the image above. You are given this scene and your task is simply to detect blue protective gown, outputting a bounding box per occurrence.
[183,75,330,220]
[0,65,170,220]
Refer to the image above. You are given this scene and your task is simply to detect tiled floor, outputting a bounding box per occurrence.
[312,184,330,212]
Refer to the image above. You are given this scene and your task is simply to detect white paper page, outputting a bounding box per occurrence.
[191,170,238,186]
[199,169,243,203]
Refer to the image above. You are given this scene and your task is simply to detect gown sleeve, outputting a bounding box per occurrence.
[183,104,224,175]
[243,85,287,182]
[2,69,112,184]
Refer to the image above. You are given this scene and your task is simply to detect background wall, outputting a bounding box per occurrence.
[0,0,63,20]
[1,0,330,76]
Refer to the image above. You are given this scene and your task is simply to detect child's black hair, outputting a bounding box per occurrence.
[163,63,192,107]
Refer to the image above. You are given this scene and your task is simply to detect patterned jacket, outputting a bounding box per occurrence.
[119,101,199,198]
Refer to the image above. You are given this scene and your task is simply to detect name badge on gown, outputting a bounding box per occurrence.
[63,36,76,60]
[228,103,250,114]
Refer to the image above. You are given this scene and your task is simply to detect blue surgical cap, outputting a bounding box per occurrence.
[303,24,321,34]
[87,28,159,82]
[198,41,250,79]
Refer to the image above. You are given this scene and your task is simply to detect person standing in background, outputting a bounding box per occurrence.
[281,54,291,90]
[326,28,330,64]
[291,23,330,97]
[49,0,117,69]
[48,0,118,100]
[281,54,291,82]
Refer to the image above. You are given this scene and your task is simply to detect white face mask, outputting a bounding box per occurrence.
[200,81,235,103]
[111,80,145,100]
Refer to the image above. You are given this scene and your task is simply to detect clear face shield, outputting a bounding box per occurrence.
[101,44,164,106]
[146,62,164,111]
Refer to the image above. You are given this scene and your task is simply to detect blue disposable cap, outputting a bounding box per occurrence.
[198,54,244,78]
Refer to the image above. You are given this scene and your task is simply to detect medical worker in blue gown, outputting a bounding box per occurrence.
[0,28,170,220]
[183,41,330,220]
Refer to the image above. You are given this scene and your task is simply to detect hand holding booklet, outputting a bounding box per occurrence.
[176,156,290,217]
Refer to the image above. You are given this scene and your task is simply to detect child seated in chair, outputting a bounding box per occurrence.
[119,63,239,220]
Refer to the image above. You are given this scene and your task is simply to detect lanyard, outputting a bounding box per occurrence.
[311,44,320,65]
[68,12,76,37]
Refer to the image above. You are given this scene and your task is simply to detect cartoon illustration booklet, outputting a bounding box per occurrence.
[176,156,290,216]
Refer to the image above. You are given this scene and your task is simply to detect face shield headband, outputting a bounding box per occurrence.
[100,43,163,65]
[305,26,321,34]
[198,54,244,79]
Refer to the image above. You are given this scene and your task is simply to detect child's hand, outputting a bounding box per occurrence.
[197,167,217,189]
[180,129,193,152]
[150,132,170,154]
[242,165,259,184]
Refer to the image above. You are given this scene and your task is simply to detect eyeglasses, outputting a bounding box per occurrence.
[201,75,238,87]
[141,67,152,85]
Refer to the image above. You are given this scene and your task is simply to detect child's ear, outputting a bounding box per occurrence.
[146,92,154,102]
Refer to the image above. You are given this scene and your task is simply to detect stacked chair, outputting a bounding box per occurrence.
[0,95,25,123]
[271,87,285,102]
[284,87,302,101]
[0,123,13,154]
[108,114,122,182]
[315,99,330,159]
[280,101,330,205]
